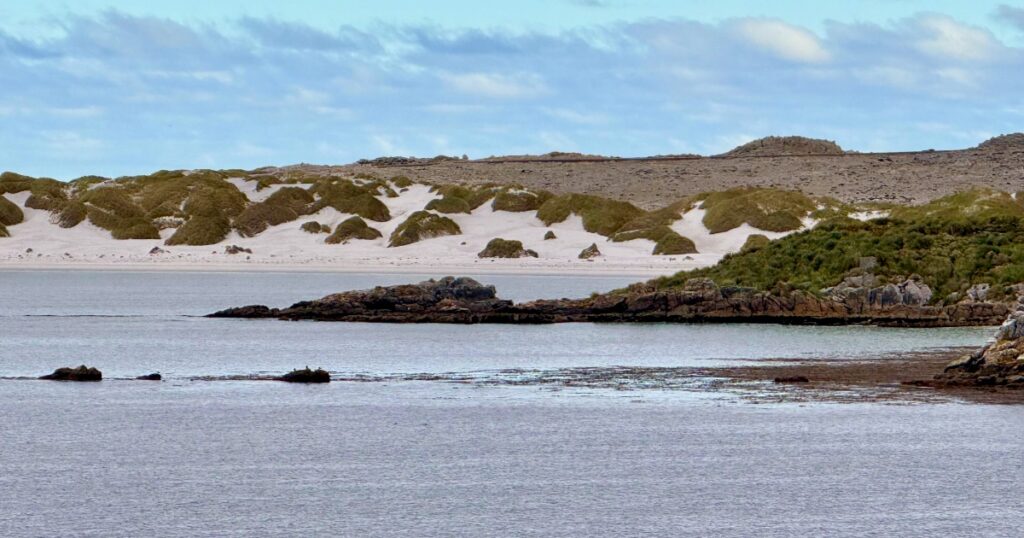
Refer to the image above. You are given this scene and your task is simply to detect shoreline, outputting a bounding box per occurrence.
[0,258,677,278]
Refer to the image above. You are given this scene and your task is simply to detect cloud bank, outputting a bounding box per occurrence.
[0,10,1021,178]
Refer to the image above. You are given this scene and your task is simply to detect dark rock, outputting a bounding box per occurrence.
[207,305,279,318]
[149,246,166,255]
[278,367,330,383]
[578,243,601,259]
[40,365,102,381]
[136,373,162,381]
[773,376,810,383]
[225,245,252,255]
[544,230,556,240]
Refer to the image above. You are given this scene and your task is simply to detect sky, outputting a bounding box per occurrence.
[1,1,1023,179]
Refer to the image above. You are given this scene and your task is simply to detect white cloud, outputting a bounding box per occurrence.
[734,19,830,63]
[440,72,547,98]
[543,107,608,125]
[914,15,999,61]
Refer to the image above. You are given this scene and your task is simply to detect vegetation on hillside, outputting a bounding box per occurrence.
[647,189,1024,302]
[697,187,826,233]
[477,238,538,258]
[537,194,644,236]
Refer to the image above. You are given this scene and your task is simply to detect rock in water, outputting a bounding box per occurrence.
[278,367,331,383]
[136,373,162,381]
[578,243,601,259]
[40,365,102,381]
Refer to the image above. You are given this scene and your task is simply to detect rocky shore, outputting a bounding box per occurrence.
[933,296,1024,388]
[208,276,1010,327]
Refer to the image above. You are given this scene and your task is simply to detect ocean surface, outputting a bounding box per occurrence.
[1,269,1022,537]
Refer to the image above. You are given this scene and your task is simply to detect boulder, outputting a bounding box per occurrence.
[136,373,162,381]
[543,230,556,240]
[278,367,330,383]
[578,243,601,259]
[149,246,167,255]
[40,365,102,381]
[225,245,252,255]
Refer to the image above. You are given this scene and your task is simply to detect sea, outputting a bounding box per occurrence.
[1,270,1022,537]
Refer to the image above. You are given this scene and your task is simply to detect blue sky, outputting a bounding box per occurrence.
[2,1,1023,179]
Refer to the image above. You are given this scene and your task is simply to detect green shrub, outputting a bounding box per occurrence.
[234,187,314,237]
[388,211,461,247]
[425,196,471,214]
[477,238,538,258]
[0,172,35,194]
[431,184,498,210]
[391,175,413,188]
[646,194,1024,302]
[0,195,24,225]
[699,188,816,233]
[165,216,232,245]
[325,216,382,244]
[652,231,697,255]
[536,194,644,237]
[741,234,771,252]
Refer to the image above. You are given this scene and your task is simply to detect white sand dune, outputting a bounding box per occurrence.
[0,181,813,277]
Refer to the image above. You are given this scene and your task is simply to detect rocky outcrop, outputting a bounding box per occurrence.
[40,365,102,381]
[579,243,601,259]
[935,296,1024,387]
[278,367,330,383]
[208,276,1010,327]
[822,273,932,307]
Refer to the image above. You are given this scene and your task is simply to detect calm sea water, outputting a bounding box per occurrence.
[1,270,1022,537]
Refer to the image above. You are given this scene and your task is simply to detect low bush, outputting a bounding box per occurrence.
[301,221,331,234]
[234,187,314,237]
[537,194,644,237]
[165,216,232,245]
[478,238,538,258]
[57,201,88,228]
[741,234,771,252]
[699,188,817,233]
[325,216,382,244]
[388,211,461,247]
[492,189,550,212]
[425,196,472,214]
[0,195,24,225]
[652,231,697,255]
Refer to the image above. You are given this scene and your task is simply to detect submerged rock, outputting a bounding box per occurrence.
[40,365,102,381]
[136,373,162,381]
[278,367,330,383]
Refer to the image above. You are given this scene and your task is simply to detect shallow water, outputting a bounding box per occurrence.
[1,270,1022,537]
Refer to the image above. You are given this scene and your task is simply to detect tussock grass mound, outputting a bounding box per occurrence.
[0,195,24,225]
[650,190,1024,301]
[430,184,499,210]
[425,196,472,214]
[390,175,413,188]
[388,211,461,247]
[0,223,7,237]
[310,179,391,222]
[478,238,538,258]
[166,183,249,245]
[741,234,771,252]
[57,201,88,228]
[699,188,817,233]
[492,189,550,212]
[537,194,644,237]
[301,221,331,234]
[0,172,36,194]
[652,230,697,255]
[325,216,382,244]
[79,187,160,239]
[234,187,314,237]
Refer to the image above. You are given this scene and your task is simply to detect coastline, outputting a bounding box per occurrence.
[0,257,681,277]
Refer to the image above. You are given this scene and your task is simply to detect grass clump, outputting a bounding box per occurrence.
[391,175,414,188]
[310,180,391,222]
[741,234,771,252]
[301,221,331,234]
[57,201,88,228]
[234,187,314,237]
[492,189,550,212]
[425,196,472,214]
[478,238,538,258]
[699,188,816,233]
[537,194,644,237]
[79,187,160,239]
[0,195,24,225]
[388,211,461,247]
[325,216,382,244]
[430,184,499,210]
[166,217,232,245]
[166,183,249,245]
[652,230,697,255]
[0,222,7,237]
